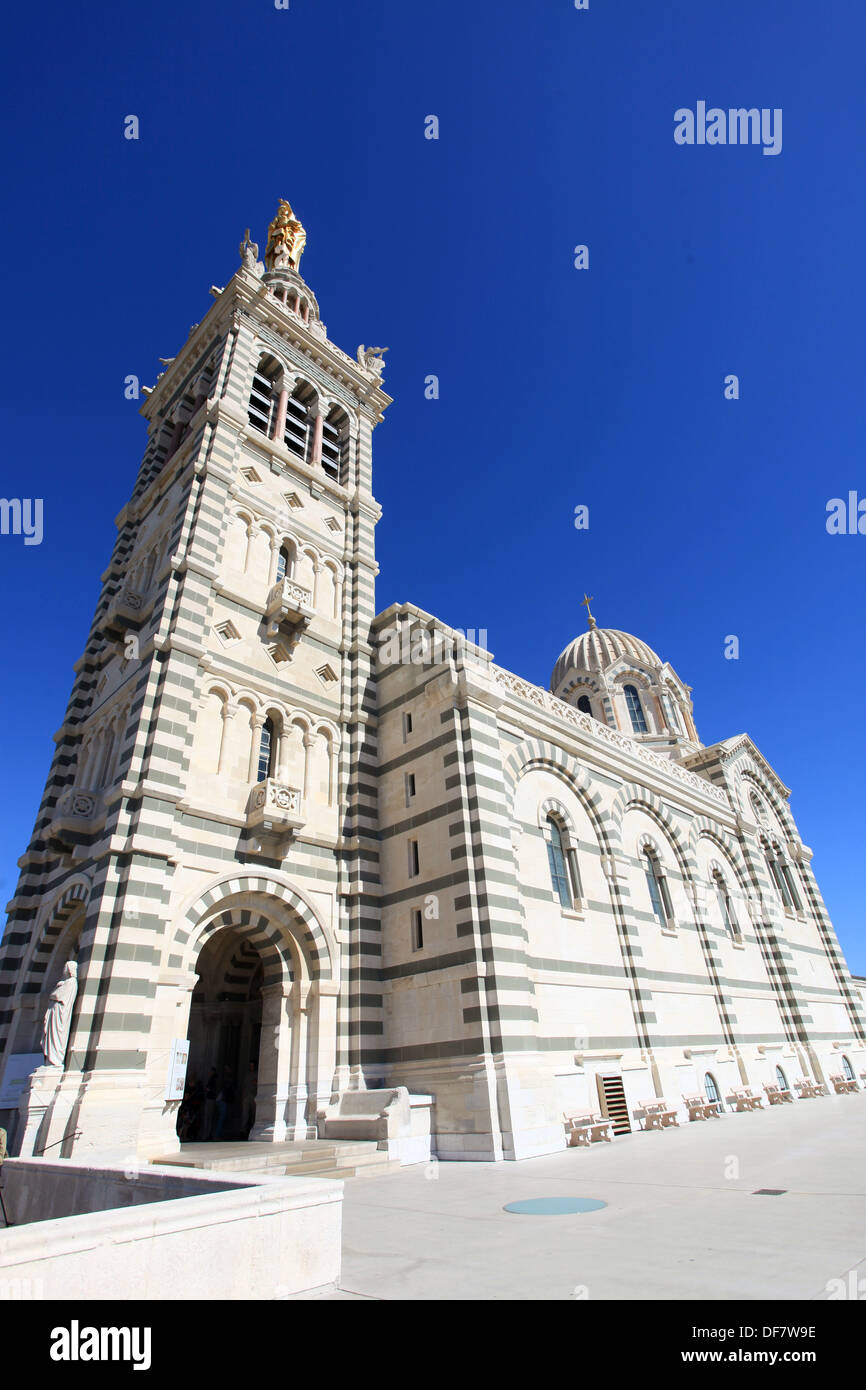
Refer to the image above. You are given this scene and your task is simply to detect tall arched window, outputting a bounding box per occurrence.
[275,545,293,583]
[763,840,792,910]
[576,695,593,716]
[283,383,316,461]
[624,684,648,735]
[713,869,741,942]
[775,1065,788,1090]
[248,359,278,435]
[643,849,674,927]
[257,717,275,782]
[321,405,349,484]
[841,1055,855,1082]
[704,1072,721,1108]
[780,857,803,913]
[546,816,582,910]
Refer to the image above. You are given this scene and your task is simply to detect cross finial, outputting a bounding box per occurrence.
[582,593,597,629]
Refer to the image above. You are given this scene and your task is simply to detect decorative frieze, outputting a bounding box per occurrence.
[492,666,730,805]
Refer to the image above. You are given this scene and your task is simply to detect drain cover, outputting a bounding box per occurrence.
[503,1197,607,1215]
[753,1189,787,1196]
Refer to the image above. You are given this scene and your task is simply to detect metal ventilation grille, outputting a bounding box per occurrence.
[597,1075,632,1134]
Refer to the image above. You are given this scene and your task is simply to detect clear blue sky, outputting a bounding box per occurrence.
[1,0,864,969]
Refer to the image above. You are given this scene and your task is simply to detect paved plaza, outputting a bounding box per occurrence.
[315,1093,866,1301]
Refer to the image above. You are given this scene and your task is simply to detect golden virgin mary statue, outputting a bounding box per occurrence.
[264,199,307,272]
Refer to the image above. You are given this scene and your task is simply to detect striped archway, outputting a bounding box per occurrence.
[175,872,335,982]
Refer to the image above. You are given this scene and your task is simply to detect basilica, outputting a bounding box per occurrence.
[1,201,863,1165]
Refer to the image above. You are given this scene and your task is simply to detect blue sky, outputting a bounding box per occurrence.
[1,0,864,968]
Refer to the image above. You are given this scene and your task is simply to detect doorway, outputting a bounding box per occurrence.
[181,929,263,1141]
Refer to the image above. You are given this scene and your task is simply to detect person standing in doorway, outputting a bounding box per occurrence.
[204,1067,218,1141]
[241,1060,257,1139]
[213,1067,234,1140]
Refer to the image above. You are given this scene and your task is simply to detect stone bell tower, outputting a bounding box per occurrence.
[0,201,391,1160]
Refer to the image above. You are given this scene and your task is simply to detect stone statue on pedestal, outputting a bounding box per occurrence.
[41,961,78,1067]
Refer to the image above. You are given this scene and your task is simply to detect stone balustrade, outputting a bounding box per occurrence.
[246,779,305,834]
[264,578,315,639]
[49,788,103,846]
[101,586,145,636]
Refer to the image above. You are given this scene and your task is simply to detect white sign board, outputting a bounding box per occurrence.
[165,1039,190,1102]
[0,1053,43,1108]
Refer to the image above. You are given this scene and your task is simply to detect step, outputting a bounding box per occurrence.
[299,1161,400,1181]
[281,1151,394,1177]
[152,1139,394,1178]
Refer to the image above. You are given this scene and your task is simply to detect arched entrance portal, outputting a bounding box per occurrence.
[173,885,340,1146]
[182,930,264,1141]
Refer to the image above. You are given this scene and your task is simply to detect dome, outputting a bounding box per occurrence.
[551,626,662,693]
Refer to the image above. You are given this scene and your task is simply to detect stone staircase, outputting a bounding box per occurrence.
[152,1138,401,1182]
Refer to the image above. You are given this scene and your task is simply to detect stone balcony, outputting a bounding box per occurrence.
[246,779,305,836]
[48,788,104,847]
[101,586,146,636]
[264,579,315,640]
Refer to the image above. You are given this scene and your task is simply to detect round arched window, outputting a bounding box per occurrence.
[576,695,592,716]
[704,1073,721,1108]
[775,1065,788,1090]
[841,1055,855,1082]
[623,684,648,734]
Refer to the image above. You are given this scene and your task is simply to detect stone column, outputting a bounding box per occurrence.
[302,731,316,804]
[267,534,280,586]
[271,387,289,444]
[311,408,324,468]
[251,982,293,1143]
[328,737,338,807]
[217,705,236,775]
[308,979,340,1120]
[287,980,312,1139]
[243,522,259,574]
[276,720,290,780]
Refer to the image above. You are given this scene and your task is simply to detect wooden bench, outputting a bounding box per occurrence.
[683,1094,721,1121]
[725,1088,763,1112]
[829,1074,859,1095]
[563,1111,614,1146]
[763,1084,794,1105]
[634,1099,679,1130]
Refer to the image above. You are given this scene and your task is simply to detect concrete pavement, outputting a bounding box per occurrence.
[315,1091,866,1300]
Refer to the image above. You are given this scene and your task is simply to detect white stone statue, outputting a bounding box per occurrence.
[41,961,78,1067]
[356,345,389,378]
[239,228,263,276]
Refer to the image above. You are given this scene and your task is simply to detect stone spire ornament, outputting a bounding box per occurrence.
[264,199,307,272]
[41,960,79,1067]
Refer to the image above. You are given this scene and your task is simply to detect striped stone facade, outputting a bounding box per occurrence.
[371,605,866,1160]
[0,230,391,1162]
[1,218,864,1165]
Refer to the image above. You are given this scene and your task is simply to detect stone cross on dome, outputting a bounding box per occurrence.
[582,592,598,630]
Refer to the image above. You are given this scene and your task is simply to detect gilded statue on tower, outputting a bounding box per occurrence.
[265,199,307,272]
